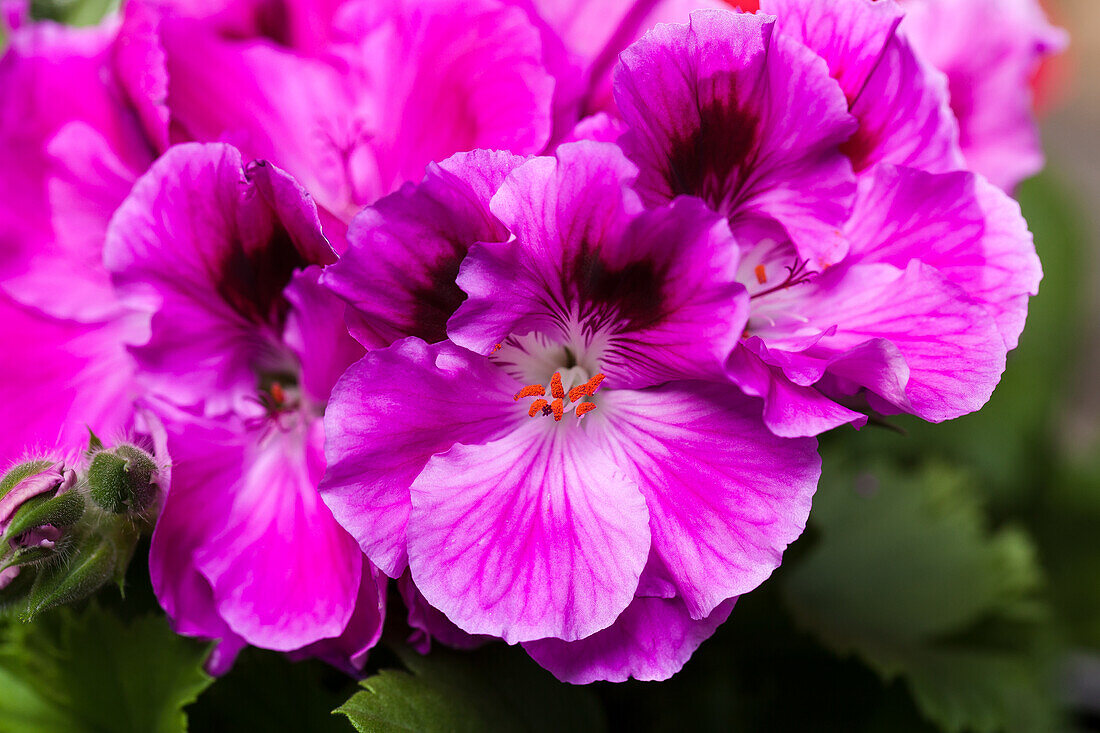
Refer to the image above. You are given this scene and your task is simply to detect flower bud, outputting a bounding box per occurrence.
[20,532,119,622]
[0,459,83,590]
[87,444,159,514]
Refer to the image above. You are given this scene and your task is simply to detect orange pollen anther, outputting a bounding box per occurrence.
[269,383,286,406]
[550,372,565,399]
[518,372,606,421]
[490,342,503,354]
[551,398,564,421]
[754,264,768,284]
[568,374,606,403]
[514,384,546,401]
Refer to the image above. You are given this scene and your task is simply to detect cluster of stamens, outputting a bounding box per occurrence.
[514,372,606,421]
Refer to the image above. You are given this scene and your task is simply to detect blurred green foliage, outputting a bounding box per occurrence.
[30,0,118,26]
[0,604,212,733]
[784,459,1058,733]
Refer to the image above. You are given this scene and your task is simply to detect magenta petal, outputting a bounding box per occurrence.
[288,559,388,674]
[524,597,735,684]
[160,19,356,216]
[726,345,867,438]
[335,0,553,194]
[845,164,1040,350]
[0,296,137,459]
[0,16,155,322]
[149,423,248,645]
[408,421,650,643]
[764,0,904,102]
[283,267,364,404]
[614,10,857,266]
[452,143,749,386]
[159,416,363,652]
[520,0,726,131]
[113,0,170,151]
[320,338,519,577]
[324,149,524,347]
[105,143,330,417]
[588,383,819,619]
[205,635,248,677]
[764,0,962,175]
[842,32,962,174]
[163,0,552,216]
[763,262,1007,422]
[398,572,492,653]
[33,123,142,322]
[449,141,640,352]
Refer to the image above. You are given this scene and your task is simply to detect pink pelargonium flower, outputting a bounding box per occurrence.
[104,143,383,673]
[900,0,1068,191]
[321,142,820,682]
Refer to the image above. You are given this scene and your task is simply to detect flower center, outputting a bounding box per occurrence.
[737,237,820,336]
[513,369,606,421]
[248,365,306,430]
[748,258,816,300]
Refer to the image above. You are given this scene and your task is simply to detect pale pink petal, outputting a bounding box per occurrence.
[408,421,650,643]
[846,164,1040,350]
[587,382,819,619]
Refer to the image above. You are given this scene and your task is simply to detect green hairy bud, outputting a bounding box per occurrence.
[87,445,159,515]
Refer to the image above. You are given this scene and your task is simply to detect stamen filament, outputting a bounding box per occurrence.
[750,258,816,300]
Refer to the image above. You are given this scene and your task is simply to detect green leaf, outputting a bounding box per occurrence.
[0,604,212,733]
[783,456,1060,733]
[337,644,606,733]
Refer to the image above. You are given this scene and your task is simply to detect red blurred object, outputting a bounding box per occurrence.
[1033,0,1071,114]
